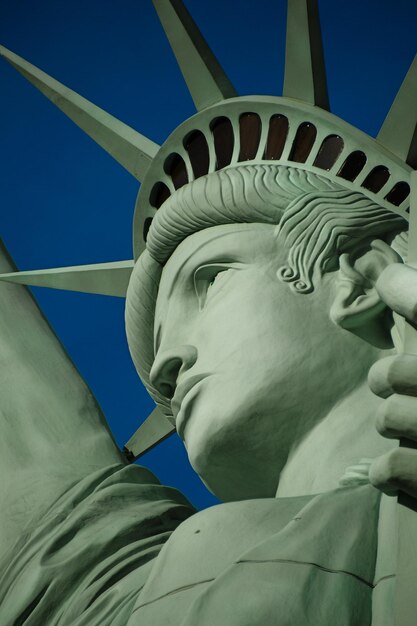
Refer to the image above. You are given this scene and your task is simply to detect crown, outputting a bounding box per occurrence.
[1,0,417,459]
[134,95,412,259]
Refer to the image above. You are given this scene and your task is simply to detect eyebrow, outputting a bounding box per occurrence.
[165,227,252,298]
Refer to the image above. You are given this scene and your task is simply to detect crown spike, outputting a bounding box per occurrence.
[152,0,237,111]
[377,55,417,167]
[0,45,159,181]
[123,406,175,460]
[283,0,329,110]
[0,260,134,297]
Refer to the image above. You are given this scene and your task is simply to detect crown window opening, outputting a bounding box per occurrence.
[263,114,289,160]
[289,122,317,163]
[184,130,210,180]
[238,113,262,162]
[313,135,344,171]
[164,153,188,190]
[385,181,410,207]
[143,217,153,242]
[210,116,234,170]
[150,181,171,209]
[337,150,367,181]
[362,165,390,193]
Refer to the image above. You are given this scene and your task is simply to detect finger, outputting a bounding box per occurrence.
[376,263,417,325]
[368,354,417,399]
[339,459,372,487]
[376,394,417,441]
[369,447,417,499]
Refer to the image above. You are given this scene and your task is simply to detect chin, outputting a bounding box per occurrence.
[183,411,279,502]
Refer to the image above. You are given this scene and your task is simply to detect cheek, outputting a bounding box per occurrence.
[194,281,306,370]
[194,274,279,348]
[189,279,337,426]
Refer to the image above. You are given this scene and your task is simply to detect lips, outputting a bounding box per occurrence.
[171,373,208,427]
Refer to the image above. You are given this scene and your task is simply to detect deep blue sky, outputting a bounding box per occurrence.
[0,0,417,510]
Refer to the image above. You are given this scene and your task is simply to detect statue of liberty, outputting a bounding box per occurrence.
[1,1,417,624]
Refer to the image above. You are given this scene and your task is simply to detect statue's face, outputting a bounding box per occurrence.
[151,223,370,501]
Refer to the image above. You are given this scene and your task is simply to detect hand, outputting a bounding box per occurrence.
[368,263,417,498]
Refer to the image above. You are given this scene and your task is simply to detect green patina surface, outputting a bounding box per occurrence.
[2,1,417,624]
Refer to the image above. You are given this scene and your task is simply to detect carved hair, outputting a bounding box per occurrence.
[126,165,406,410]
[275,189,405,293]
[146,165,337,263]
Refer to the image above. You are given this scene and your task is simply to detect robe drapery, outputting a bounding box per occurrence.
[0,463,393,626]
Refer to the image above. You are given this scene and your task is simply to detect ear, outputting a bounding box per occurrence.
[330,239,402,348]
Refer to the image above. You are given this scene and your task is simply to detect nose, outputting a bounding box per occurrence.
[150,345,197,399]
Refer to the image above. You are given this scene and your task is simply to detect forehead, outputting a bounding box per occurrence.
[159,222,278,288]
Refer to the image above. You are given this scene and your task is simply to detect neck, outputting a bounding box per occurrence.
[276,377,395,497]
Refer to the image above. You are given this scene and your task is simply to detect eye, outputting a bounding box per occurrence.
[193,263,243,310]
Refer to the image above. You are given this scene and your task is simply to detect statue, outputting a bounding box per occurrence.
[1,1,417,624]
